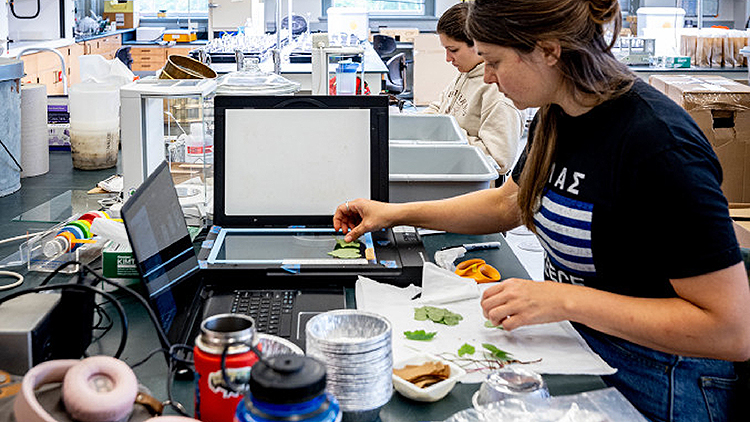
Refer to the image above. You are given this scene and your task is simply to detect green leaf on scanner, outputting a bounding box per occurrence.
[327,248,362,259]
[335,238,361,249]
[458,343,475,356]
[404,330,437,341]
[414,307,428,321]
[484,320,505,330]
[482,343,513,361]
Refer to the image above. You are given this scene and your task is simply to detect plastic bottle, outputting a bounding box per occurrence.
[186,123,213,164]
[234,354,341,422]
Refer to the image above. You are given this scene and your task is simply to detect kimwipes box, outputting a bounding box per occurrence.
[103,1,139,29]
[650,75,750,203]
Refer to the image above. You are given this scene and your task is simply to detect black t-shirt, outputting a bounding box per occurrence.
[513,80,741,298]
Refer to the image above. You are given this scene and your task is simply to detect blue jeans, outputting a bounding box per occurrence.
[576,326,744,422]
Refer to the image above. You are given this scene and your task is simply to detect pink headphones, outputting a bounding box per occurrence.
[13,356,197,422]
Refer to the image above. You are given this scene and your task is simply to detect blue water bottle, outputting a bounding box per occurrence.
[234,354,341,422]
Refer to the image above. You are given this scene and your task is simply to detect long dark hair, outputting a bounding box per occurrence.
[465,0,636,231]
[437,2,473,47]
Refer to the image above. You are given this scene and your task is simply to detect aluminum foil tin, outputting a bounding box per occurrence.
[305,310,393,417]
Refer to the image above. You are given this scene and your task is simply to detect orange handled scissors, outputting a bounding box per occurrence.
[454,258,501,283]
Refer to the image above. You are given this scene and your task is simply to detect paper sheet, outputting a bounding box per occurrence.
[356,276,616,383]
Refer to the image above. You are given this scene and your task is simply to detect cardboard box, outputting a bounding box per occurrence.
[649,75,750,202]
[377,27,420,43]
[102,242,139,279]
[103,2,139,29]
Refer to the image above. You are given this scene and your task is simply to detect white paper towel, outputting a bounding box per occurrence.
[20,84,49,178]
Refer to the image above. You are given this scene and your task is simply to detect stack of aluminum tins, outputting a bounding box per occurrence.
[305,310,393,422]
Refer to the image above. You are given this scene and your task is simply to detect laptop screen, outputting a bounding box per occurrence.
[213,95,389,227]
[121,160,201,342]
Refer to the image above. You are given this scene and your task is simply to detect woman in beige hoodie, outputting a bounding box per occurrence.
[424,2,525,176]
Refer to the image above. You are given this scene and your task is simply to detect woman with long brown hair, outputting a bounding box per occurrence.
[333,1,750,420]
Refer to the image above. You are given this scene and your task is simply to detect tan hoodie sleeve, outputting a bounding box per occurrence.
[467,88,524,175]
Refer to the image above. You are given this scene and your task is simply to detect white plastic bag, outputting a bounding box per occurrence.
[79,55,135,88]
[443,388,649,422]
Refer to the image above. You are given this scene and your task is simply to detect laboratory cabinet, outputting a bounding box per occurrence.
[18,42,85,95]
[17,34,121,95]
[130,46,193,71]
[82,34,122,59]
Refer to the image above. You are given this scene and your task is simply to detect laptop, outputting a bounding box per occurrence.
[121,160,348,350]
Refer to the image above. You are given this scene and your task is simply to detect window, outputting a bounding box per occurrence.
[139,0,208,14]
[324,0,435,17]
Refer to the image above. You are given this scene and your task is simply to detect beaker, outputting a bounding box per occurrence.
[68,82,120,170]
[335,61,359,95]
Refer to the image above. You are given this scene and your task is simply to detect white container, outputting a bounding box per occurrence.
[389,114,468,145]
[327,7,369,43]
[637,7,686,56]
[69,82,120,124]
[186,122,213,164]
[392,352,466,402]
[69,82,120,170]
[389,144,498,203]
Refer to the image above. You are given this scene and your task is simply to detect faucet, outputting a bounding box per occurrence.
[16,47,69,95]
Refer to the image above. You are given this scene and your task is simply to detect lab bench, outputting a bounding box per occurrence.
[0,151,606,421]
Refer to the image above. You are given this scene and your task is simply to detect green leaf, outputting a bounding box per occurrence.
[327,248,362,259]
[484,320,505,330]
[458,343,475,356]
[413,306,463,326]
[414,307,428,321]
[482,343,513,361]
[335,238,361,249]
[425,306,446,322]
[442,314,462,326]
[404,330,437,341]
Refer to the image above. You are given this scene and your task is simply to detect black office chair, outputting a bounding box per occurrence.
[372,34,398,59]
[385,52,407,94]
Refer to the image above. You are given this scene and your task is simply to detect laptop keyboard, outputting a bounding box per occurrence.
[230,290,296,338]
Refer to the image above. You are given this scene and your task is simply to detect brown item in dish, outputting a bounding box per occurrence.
[393,361,451,389]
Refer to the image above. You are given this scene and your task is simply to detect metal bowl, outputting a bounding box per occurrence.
[257,333,304,357]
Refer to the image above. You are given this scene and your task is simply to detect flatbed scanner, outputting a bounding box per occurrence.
[196,95,426,286]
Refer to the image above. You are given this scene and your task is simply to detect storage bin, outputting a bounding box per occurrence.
[0,58,23,197]
[389,114,467,145]
[637,7,686,56]
[389,144,498,203]
[327,7,369,43]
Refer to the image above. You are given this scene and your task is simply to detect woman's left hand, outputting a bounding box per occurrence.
[480,279,572,330]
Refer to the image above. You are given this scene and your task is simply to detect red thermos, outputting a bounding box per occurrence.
[194,314,259,422]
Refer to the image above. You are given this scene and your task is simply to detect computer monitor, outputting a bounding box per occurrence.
[213,95,389,227]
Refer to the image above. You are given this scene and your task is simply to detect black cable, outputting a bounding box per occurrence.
[0,284,128,358]
[0,138,23,173]
[43,261,172,363]
[130,347,169,369]
[220,340,265,394]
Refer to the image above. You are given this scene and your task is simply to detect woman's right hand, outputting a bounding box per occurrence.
[333,199,395,242]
